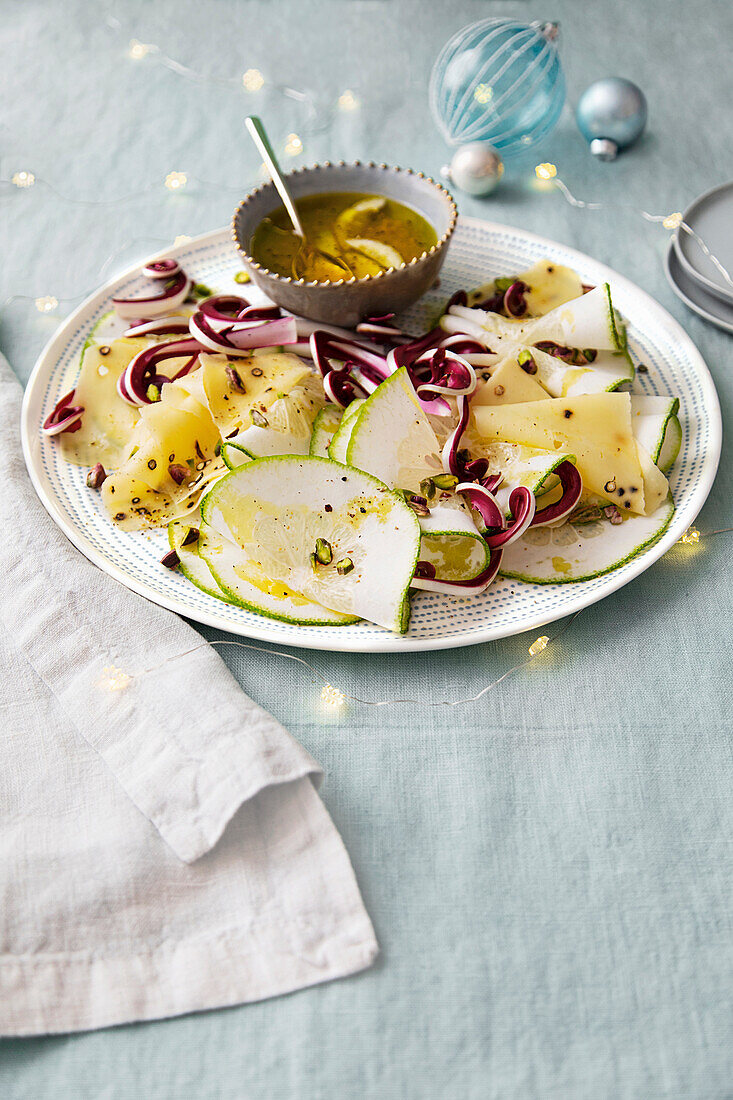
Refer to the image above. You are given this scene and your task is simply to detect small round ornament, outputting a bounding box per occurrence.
[576,77,647,160]
[443,143,504,196]
[429,18,566,159]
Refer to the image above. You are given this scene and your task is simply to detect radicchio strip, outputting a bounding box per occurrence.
[484,487,536,548]
[113,267,192,320]
[456,482,504,531]
[188,311,297,355]
[117,338,202,406]
[42,389,84,435]
[530,461,583,527]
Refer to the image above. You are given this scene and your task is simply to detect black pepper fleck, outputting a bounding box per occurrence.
[563,409,573,418]
[325,504,332,512]
[99,345,110,356]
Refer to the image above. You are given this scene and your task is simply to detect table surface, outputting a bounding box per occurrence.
[2,1,731,1097]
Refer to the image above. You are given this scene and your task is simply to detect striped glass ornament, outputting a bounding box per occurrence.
[429,19,565,158]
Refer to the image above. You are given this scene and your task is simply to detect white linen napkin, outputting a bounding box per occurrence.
[0,353,377,1035]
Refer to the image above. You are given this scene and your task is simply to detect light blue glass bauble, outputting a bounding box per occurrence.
[429,18,565,159]
[576,78,647,160]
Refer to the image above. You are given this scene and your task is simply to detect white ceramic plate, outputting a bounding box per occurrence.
[22,219,722,653]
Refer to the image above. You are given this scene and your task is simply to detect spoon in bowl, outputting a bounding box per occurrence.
[244,116,353,280]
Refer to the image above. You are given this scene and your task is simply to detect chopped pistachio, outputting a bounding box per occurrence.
[192,282,214,299]
[160,549,180,570]
[336,557,354,576]
[315,537,333,565]
[225,366,246,393]
[86,463,107,489]
[250,408,268,428]
[420,478,437,501]
[182,526,200,546]
[401,490,430,517]
[431,473,459,491]
[494,276,515,292]
[234,271,250,284]
[168,463,189,485]
[146,383,160,402]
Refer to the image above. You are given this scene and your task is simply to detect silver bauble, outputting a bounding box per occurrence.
[443,143,504,196]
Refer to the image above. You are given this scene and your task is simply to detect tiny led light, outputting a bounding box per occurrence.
[284,133,303,157]
[528,635,549,657]
[679,526,700,544]
[321,683,346,708]
[128,39,153,60]
[473,83,493,104]
[35,296,58,313]
[535,163,557,180]
[12,170,35,188]
[663,212,683,230]
[100,666,132,692]
[338,89,359,111]
[242,68,265,92]
[165,171,187,191]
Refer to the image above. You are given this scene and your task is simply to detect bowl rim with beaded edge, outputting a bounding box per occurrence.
[232,161,458,326]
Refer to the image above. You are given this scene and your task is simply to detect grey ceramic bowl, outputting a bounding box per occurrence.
[232,161,457,327]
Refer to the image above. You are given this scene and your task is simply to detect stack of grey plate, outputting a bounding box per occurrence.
[665,181,733,333]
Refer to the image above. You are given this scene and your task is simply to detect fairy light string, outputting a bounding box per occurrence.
[535,165,733,291]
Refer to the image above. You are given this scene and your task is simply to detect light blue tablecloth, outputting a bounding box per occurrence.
[1,1,731,1096]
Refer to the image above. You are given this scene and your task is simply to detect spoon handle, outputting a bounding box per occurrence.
[245,116,306,239]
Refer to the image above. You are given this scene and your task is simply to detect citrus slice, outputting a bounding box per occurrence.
[335,196,387,237]
[201,456,421,632]
[656,417,681,475]
[310,405,343,457]
[528,347,634,397]
[345,368,488,578]
[327,399,364,462]
[629,395,680,465]
[198,521,357,626]
[500,493,675,584]
[345,238,403,271]
[168,513,234,602]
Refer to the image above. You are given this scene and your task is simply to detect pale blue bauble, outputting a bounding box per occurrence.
[576,78,647,160]
[429,18,566,159]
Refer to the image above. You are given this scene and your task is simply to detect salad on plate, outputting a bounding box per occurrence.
[42,256,680,634]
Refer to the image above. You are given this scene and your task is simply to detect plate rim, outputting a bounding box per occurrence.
[673,179,733,303]
[21,218,723,653]
[665,240,733,335]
